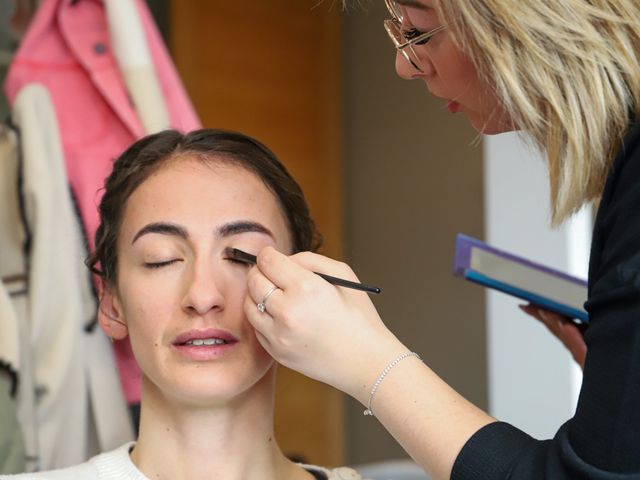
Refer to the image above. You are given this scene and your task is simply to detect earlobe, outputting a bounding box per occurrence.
[98,283,129,341]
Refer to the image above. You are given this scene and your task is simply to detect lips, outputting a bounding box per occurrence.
[447,100,460,113]
[173,329,238,346]
[172,329,239,361]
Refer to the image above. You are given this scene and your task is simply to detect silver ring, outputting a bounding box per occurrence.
[257,285,279,313]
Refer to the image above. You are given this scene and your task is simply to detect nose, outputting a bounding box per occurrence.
[181,261,225,316]
[394,50,435,79]
[395,51,416,79]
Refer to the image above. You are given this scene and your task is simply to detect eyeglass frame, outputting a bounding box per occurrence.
[383,0,447,72]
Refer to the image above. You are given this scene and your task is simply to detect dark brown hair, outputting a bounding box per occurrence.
[87,129,322,284]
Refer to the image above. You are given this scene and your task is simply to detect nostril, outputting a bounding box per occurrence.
[180,266,227,315]
[182,286,225,316]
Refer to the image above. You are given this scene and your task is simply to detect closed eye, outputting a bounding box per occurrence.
[222,247,257,267]
[224,257,253,268]
[144,259,182,269]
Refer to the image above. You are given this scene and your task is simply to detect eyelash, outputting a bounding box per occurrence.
[225,257,252,268]
[403,28,430,45]
[143,255,253,270]
[144,259,181,269]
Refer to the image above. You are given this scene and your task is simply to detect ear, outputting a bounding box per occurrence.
[98,282,129,341]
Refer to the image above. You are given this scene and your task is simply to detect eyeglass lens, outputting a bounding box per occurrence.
[386,0,405,22]
[384,19,423,71]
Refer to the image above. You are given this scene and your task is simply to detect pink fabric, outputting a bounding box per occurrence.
[5,0,201,404]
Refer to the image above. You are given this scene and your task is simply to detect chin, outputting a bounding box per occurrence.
[468,111,516,135]
[165,376,269,408]
[479,125,515,135]
[146,361,277,408]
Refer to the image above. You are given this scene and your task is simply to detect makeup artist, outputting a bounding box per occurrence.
[244,1,640,479]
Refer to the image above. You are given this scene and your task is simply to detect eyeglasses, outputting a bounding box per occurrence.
[383,0,447,72]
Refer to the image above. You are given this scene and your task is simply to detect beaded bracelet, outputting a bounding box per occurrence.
[363,351,422,416]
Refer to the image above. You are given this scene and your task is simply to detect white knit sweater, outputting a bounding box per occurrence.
[0,443,365,480]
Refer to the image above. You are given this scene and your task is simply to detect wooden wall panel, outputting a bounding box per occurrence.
[170,1,344,466]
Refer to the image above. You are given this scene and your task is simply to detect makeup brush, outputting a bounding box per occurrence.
[227,248,381,295]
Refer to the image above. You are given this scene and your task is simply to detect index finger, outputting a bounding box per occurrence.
[255,246,316,291]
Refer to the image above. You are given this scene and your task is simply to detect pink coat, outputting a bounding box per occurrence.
[5,0,201,404]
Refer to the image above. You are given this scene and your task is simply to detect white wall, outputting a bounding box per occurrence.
[484,132,588,438]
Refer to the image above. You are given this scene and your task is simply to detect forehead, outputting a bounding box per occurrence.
[120,154,292,248]
[390,0,437,21]
[136,153,266,195]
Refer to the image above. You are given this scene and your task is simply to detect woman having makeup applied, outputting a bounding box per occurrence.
[242,1,640,479]
[0,129,366,480]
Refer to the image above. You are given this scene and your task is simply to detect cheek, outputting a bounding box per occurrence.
[433,46,484,96]
[246,330,275,373]
[117,277,171,337]
[123,298,163,342]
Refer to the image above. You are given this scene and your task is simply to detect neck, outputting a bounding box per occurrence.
[131,367,305,480]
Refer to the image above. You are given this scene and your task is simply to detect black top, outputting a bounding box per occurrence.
[451,121,640,479]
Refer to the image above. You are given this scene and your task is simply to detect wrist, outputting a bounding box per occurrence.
[341,335,410,405]
[363,351,422,416]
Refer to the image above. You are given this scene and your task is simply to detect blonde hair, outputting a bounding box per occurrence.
[434,0,640,225]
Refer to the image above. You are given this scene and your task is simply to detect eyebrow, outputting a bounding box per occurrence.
[131,220,274,244]
[132,222,187,244]
[217,220,274,239]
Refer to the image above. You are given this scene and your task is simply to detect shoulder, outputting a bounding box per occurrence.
[612,121,640,183]
[590,121,640,270]
[618,121,640,170]
[301,463,367,480]
[0,462,97,479]
[624,119,640,153]
[89,442,144,479]
[603,122,640,194]
[0,443,139,480]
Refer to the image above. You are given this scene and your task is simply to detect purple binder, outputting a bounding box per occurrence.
[453,234,589,323]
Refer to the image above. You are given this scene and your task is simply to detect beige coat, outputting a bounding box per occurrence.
[0,84,133,472]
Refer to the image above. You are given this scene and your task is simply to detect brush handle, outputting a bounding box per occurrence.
[231,248,381,295]
[314,272,381,294]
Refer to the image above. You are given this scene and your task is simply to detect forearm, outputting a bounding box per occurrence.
[348,338,495,480]
[244,249,495,478]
